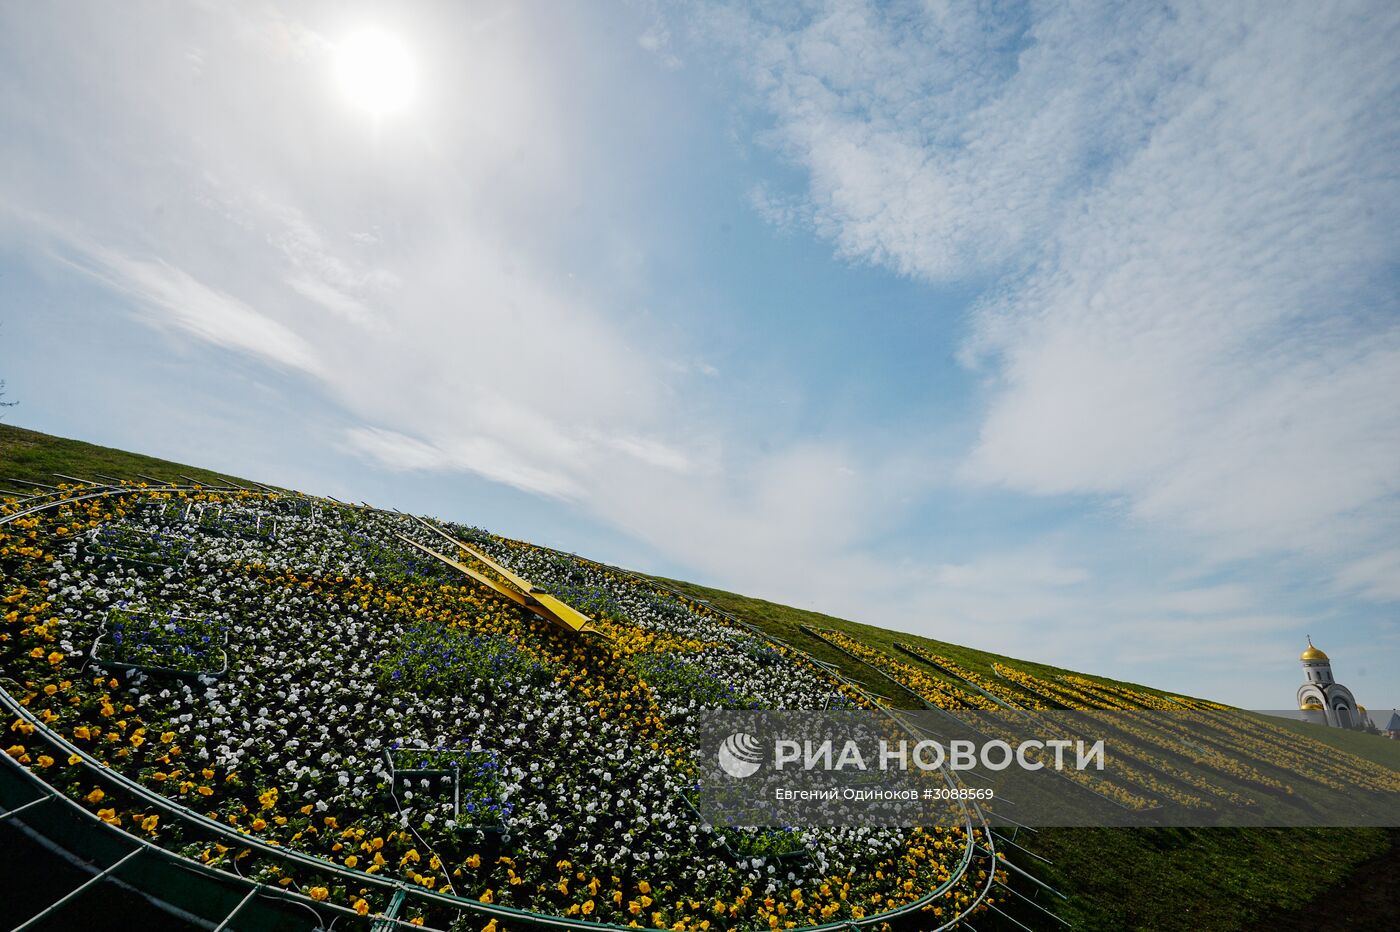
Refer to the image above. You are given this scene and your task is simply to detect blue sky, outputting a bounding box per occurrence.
[2,1,1398,709]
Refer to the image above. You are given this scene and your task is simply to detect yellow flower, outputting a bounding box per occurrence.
[483,921,498,932]
[160,732,176,743]
[353,899,369,916]
[36,755,54,768]
[43,684,57,696]
[251,818,267,831]
[85,787,105,804]
[196,785,214,796]
[465,853,481,869]
[308,887,329,902]
[344,855,358,868]
[582,900,595,915]
[638,881,651,895]
[141,814,159,832]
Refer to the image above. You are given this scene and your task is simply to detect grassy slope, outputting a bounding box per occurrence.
[652,576,1216,707]
[0,422,258,491]
[3,421,1397,931]
[1263,716,1400,770]
[651,581,1400,931]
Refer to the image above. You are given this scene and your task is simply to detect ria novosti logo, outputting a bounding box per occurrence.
[717,732,763,778]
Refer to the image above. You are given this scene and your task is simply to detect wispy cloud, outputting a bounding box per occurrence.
[713,0,1400,572]
[343,426,581,499]
[73,246,324,377]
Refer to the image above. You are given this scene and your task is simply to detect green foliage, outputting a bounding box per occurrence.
[375,623,550,700]
[87,523,192,568]
[629,652,757,709]
[723,826,806,861]
[99,606,227,674]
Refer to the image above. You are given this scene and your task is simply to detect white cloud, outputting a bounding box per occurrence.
[718,0,1400,577]
[344,426,581,499]
[1154,585,1255,617]
[1335,550,1400,603]
[930,554,1089,591]
[74,246,324,377]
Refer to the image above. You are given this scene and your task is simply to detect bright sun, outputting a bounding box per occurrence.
[335,28,416,116]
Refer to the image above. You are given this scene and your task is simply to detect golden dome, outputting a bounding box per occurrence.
[1300,701,1325,711]
[1300,638,1329,662]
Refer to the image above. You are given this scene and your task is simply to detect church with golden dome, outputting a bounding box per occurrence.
[1296,637,1362,728]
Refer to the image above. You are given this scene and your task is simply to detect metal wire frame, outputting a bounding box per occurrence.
[1,484,999,931]
[53,473,102,487]
[1,483,111,512]
[2,476,59,491]
[992,876,1072,928]
[9,846,146,931]
[0,489,62,510]
[0,752,452,932]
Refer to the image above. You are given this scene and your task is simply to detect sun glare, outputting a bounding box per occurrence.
[335,28,416,117]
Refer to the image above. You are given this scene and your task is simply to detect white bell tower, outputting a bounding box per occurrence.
[1295,637,1359,728]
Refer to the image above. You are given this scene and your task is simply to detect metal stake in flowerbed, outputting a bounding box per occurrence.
[185,502,278,541]
[385,745,514,846]
[88,605,230,682]
[83,523,194,574]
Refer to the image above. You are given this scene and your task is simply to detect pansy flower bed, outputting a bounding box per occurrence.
[91,604,230,679]
[0,487,999,929]
[85,522,194,571]
[629,652,759,712]
[386,745,513,838]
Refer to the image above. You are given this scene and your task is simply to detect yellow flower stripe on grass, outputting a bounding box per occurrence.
[809,629,1000,711]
